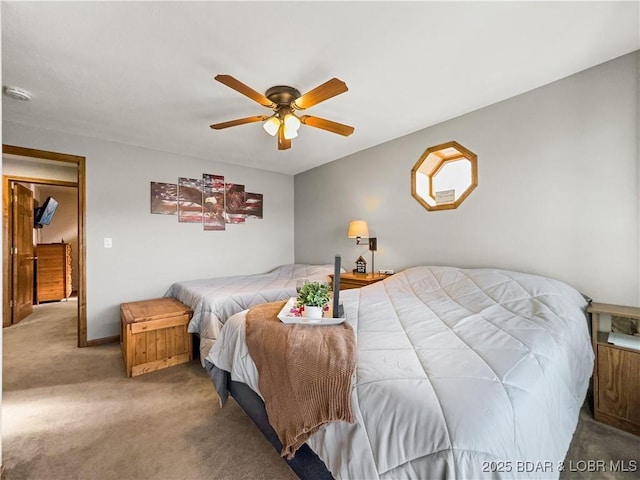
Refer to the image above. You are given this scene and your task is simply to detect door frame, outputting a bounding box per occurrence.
[2,145,88,347]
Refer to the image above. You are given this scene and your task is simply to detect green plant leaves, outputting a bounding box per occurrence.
[296,281,331,307]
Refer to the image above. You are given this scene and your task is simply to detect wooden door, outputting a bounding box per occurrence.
[11,182,35,323]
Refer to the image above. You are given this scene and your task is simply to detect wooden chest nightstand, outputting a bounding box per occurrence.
[120,297,193,377]
[588,302,640,436]
[330,272,391,290]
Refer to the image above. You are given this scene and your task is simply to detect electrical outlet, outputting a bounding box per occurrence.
[378,269,394,274]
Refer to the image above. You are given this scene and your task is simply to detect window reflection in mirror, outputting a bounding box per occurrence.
[411,141,477,211]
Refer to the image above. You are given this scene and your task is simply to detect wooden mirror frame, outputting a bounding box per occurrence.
[411,141,478,211]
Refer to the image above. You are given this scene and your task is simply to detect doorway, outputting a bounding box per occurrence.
[2,145,88,347]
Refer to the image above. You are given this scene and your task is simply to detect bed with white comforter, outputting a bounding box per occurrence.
[165,263,337,362]
[208,265,594,480]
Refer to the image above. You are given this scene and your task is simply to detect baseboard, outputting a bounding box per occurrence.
[85,335,119,347]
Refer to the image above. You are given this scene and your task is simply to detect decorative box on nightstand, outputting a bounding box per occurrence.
[588,302,640,436]
[329,272,391,290]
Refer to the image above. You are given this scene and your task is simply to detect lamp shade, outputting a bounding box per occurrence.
[284,113,301,132]
[283,113,300,139]
[283,123,298,140]
[347,220,369,238]
[263,116,280,136]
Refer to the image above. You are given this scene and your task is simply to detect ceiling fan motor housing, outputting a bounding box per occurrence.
[265,86,301,106]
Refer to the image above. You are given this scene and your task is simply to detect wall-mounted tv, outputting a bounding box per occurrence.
[34,196,59,228]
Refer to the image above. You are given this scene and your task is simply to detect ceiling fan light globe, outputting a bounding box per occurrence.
[283,124,298,140]
[263,116,280,136]
[284,113,301,132]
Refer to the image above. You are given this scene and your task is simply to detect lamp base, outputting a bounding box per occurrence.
[368,238,377,275]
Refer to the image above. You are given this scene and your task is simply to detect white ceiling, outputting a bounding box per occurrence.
[2,1,639,175]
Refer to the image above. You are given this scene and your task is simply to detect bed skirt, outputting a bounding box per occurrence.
[205,360,334,480]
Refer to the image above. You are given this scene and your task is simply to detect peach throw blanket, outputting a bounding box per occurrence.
[245,300,356,459]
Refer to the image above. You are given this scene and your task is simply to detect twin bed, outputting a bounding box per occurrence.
[168,264,595,480]
[165,263,338,363]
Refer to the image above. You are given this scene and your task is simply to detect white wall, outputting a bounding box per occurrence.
[295,52,640,307]
[2,125,295,339]
[3,156,78,182]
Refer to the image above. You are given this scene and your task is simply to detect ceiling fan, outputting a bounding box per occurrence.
[210,74,354,150]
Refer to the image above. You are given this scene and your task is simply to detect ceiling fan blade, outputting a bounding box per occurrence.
[210,115,269,130]
[299,115,355,136]
[215,74,275,108]
[292,78,348,110]
[278,124,291,150]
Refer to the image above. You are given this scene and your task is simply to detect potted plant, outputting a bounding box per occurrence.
[296,281,331,319]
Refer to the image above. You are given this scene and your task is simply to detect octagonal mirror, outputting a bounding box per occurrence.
[411,141,477,211]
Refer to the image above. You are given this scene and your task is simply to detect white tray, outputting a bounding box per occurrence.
[277,297,345,325]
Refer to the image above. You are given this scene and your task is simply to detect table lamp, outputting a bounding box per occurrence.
[347,220,377,274]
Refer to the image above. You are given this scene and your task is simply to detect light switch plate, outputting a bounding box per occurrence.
[104,237,112,248]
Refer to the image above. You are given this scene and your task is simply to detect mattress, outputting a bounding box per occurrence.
[208,265,594,480]
[165,263,337,363]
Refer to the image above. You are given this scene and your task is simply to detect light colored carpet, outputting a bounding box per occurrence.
[2,298,297,480]
[560,403,640,479]
[3,299,639,479]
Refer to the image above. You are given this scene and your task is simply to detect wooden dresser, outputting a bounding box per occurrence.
[36,243,72,302]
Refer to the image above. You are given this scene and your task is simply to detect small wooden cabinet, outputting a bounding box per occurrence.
[36,243,72,302]
[588,302,640,436]
[120,298,193,377]
[330,272,391,290]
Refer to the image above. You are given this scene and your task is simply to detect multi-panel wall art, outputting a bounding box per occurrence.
[150,173,263,230]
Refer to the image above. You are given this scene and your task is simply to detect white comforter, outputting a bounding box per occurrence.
[165,263,336,362]
[209,266,594,480]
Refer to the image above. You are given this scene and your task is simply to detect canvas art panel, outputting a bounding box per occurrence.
[150,182,177,215]
[245,192,263,219]
[225,183,246,224]
[178,177,203,223]
[203,174,226,231]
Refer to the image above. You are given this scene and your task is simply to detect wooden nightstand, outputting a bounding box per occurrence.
[588,302,640,436]
[330,272,391,290]
[120,297,193,377]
